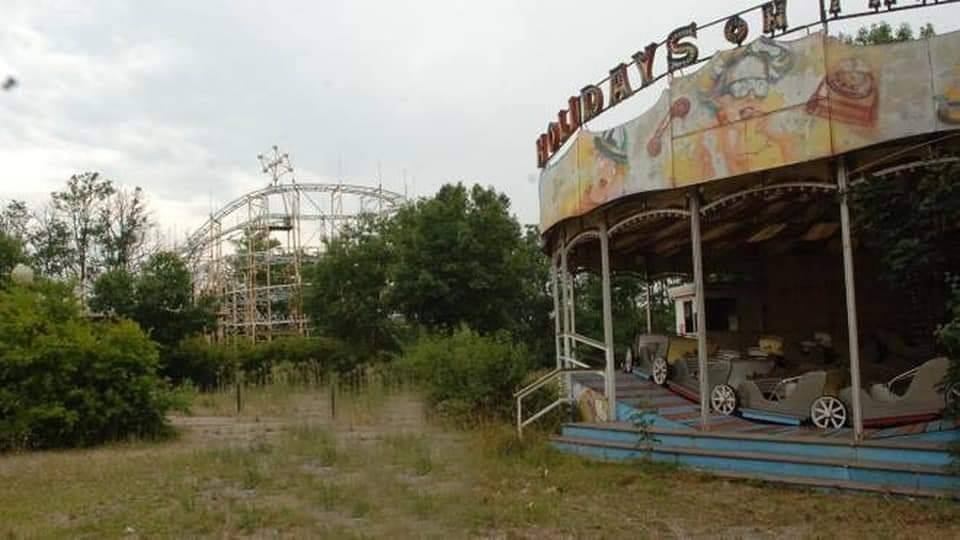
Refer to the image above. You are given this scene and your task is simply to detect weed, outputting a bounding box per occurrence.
[176,490,198,513]
[384,434,434,476]
[627,407,658,448]
[288,424,339,466]
[350,499,374,519]
[241,460,263,490]
[312,481,343,510]
[408,491,435,518]
[233,502,265,534]
[1,385,958,538]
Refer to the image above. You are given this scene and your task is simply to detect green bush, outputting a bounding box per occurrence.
[0,281,174,450]
[166,336,235,390]
[396,327,533,424]
[168,335,358,389]
[238,336,355,385]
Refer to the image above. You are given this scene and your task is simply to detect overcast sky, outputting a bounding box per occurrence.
[2,0,959,242]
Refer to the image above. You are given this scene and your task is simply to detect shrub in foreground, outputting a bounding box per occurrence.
[0,281,174,450]
[397,327,532,424]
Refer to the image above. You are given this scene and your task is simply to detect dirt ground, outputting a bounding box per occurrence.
[0,385,957,539]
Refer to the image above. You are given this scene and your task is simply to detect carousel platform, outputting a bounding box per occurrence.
[552,372,960,498]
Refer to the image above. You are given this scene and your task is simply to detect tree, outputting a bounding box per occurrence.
[0,232,25,289]
[573,272,669,359]
[28,204,73,280]
[90,251,215,374]
[4,179,153,283]
[0,199,30,243]
[387,183,535,334]
[508,225,555,367]
[304,216,398,353]
[99,186,153,272]
[132,251,214,353]
[51,172,115,290]
[853,159,960,287]
[302,183,554,361]
[841,21,935,46]
[89,268,137,318]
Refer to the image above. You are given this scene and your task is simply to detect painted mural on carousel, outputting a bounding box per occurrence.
[539,30,960,231]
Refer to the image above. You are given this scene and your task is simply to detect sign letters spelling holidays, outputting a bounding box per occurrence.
[536,0,960,231]
[535,0,960,169]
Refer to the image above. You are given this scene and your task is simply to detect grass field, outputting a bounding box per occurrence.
[0,384,957,539]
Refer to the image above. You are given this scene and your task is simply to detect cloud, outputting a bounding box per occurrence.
[2,0,960,241]
[0,1,219,236]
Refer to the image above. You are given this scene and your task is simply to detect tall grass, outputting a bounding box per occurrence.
[181,363,412,421]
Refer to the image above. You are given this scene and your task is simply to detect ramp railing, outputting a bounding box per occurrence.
[514,367,606,437]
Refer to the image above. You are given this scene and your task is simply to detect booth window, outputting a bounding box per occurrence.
[683,300,696,333]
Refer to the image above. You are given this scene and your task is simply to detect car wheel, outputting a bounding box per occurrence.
[623,348,633,373]
[652,357,668,386]
[710,384,738,416]
[810,396,847,429]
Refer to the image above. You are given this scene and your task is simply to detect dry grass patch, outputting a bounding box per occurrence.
[0,385,957,538]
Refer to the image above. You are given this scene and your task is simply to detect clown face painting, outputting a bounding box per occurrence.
[578,127,629,212]
[694,38,800,177]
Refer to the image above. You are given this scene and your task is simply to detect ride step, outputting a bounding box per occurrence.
[561,422,954,466]
[705,469,957,500]
[550,434,959,497]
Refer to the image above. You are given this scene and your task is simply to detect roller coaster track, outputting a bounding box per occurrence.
[181,182,405,259]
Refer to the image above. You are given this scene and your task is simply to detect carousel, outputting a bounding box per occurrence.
[516,1,960,497]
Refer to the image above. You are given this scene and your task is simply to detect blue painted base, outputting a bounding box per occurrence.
[894,430,960,443]
[560,371,960,497]
[616,403,692,430]
[740,408,802,426]
[561,424,956,467]
[552,435,960,495]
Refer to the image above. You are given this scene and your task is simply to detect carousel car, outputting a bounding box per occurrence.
[668,352,779,415]
[626,334,701,385]
[835,356,959,428]
[669,354,737,412]
[736,369,848,427]
[626,333,773,415]
[624,334,667,378]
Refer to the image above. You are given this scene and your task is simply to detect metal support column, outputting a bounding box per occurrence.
[689,193,710,430]
[246,198,257,342]
[599,225,617,421]
[568,261,577,347]
[551,251,562,372]
[560,242,574,401]
[838,158,865,441]
[645,280,654,334]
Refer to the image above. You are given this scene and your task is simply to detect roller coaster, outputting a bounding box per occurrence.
[181,147,404,342]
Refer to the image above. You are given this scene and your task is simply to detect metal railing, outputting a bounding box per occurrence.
[514,367,606,437]
[566,332,607,352]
